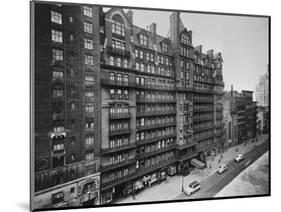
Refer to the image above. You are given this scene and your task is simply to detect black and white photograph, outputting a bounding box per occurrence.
[30,1,270,211]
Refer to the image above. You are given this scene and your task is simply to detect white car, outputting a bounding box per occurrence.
[217,164,228,174]
[184,181,201,196]
[235,154,245,162]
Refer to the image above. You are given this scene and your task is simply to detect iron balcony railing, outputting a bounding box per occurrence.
[136,98,176,103]
[109,112,131,120]
[137,133,177,146]
[176,142,197,150]
[136,121,177,131]
[101,78,136,88]
[100,142,136,154]
[106,46,131,57]
[109,128,131,136]
[136,144,177,159]
[136,109,176,117]
[101,157,136,172]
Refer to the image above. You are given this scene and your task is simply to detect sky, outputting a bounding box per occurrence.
[105,8,269,92]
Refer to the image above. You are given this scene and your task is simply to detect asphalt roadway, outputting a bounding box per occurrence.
[175,141,269,200]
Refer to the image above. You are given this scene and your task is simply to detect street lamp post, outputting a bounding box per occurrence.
[181,174,184,192]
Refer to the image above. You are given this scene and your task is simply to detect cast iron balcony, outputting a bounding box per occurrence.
[109,112,131,120]
[101,143,136,154]
[136,144,176,159]
[137,133,176,145]
[136,121,176,131]
[101,157,136,172]
[106,46,131,57]
[136,109,176,117]
[109,127,131,136]
[101,78,136,88]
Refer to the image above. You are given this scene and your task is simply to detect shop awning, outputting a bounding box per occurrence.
[190,158,206,169]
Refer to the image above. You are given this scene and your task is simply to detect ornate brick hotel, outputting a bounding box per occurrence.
[32,2,224,209]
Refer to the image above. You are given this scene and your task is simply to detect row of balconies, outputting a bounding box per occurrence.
[101,157,136,172]
[106,46,131,58]
[109,112,131,120]
[136,121,177,131]
[136,98,176,103]
[136,109,176,117]
[100,142,136,155]
[136,144,177,159]
[109,127,131,136]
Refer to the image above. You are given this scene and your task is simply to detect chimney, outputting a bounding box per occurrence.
[231,84,233,97]
[126,10,133,24]
[149,23,157,44]
[169,12,180,47]
[207,49,214,60]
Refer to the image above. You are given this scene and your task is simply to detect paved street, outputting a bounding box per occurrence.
[175,140,269,200]
[116,134,269,204]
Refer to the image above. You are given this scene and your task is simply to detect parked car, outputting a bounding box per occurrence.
[217,164,228,174]
[235,154,245,162]
[184,181,201,196]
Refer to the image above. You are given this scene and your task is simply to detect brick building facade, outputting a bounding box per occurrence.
[32,2,225,209]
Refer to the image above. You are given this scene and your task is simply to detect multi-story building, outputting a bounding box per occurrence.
[33,3,225,208]
[223,88,257,146]
[32,3,102,209]
[222,87,238,148]
[257,106,269,134]
[255,67,269,107]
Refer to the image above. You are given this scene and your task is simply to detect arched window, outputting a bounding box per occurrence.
[112,14,125,36]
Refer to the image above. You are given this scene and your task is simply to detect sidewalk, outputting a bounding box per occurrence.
[116,134,268,204]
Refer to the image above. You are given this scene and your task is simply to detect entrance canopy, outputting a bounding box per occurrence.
[190,158,206,169]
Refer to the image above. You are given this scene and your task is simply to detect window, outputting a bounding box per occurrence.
[85,103,94,113]
[84,38,93,49]
[139,34,148,46]
[162,42,168,53]
[85,119,94,129]
[110,72,115,82]
[139,51,143,59]
[124,59,128,68]
[53,144,64,151]
[124,74,128,85]
[83,6,93,17]
[86,136,94,145]
[110,89,115,99]
[109,56,114,65]
[112,18,125,36]
[117,89,122,99]
[51,29,63,43]
[69,16,73,23]
[52,71,63,79]
[52,49,63,61]
[85,55,94,65]
[124,90,128,99]
[69,34,73,41]
[84,22,93,34]
[53,89,63,97]
[112,39,125,51]
[86,153,94,161]
[51,11,62,24]
[71,102,75,110]
[117,73,122,84]
[116,58,121,67]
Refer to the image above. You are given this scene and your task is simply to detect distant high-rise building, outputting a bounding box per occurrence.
[255,67,269,107]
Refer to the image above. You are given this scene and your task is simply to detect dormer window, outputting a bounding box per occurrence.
[139,34,148,46]
[162,42,168,53]
[181,34,190,45]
